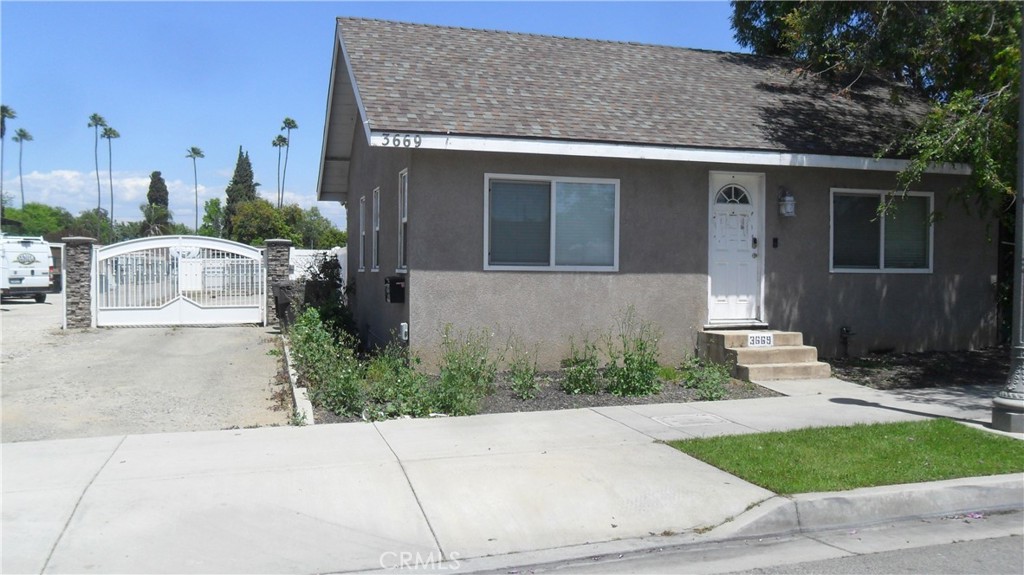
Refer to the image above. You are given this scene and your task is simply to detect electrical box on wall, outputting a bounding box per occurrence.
[384,276,406,303]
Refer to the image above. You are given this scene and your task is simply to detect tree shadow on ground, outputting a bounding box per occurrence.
[829,347,1009,390]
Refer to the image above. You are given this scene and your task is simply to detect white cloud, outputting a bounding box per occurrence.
[3,170,206,224]
[280,189,346,224]
[8,169,95,214]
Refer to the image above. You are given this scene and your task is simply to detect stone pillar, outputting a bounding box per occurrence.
[264,239,293,327]
[62,237,97,329]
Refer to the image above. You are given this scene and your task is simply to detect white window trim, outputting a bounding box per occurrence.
[358,196,366,272]
[483,173,620,272]
[829,188,934,274]
[397,169,408,273]
[371,187,380,272]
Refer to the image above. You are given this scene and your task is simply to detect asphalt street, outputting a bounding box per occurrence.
[521,511,1024,575]
[726,535,1023,575]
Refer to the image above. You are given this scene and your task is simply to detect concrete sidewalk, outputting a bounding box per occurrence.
[3,379,1021,574]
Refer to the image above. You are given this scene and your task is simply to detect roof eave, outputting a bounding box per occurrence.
[317,21,374,204]
[361,130,972,175]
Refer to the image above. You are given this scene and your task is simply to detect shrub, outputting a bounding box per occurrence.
[560,334,601,395]
[432,324,501,415]
[290,308,366,416]
[288,307,338,381]
[604,306,662,396]
[680,356,731,401]
[299,253,357,343]
[364,342,432,419]
[310,363,365,417]
[506,334,539,400]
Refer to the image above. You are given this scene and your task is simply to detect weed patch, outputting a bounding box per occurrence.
[657,365,683,382]
[362,342,433,419]
[679,357,731,401]
[290,307,365,416]
[288,306,775,423]
[506,334,540,400]
[603,307,662,396]
[433,324,502,415]
[561,334,601,395]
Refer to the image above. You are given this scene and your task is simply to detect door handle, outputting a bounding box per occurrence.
[752,236,758,249]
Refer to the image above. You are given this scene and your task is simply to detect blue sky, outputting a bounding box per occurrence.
[1,1,744,229]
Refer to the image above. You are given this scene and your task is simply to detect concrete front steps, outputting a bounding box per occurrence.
[697,330,832,381]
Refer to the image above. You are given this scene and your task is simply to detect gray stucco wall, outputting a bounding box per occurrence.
[406,150,708,369]
[345,125,412,348]
[345,137,997,368]
[759,167,997,357]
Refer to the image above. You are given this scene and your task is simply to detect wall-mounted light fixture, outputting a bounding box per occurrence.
[778,186,796,217]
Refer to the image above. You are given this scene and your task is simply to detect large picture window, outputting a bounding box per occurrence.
[831,189,933,273]
[485,174,618,271]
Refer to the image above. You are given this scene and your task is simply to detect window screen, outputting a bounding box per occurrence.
[554,182,615,266]
[884,196,929,269]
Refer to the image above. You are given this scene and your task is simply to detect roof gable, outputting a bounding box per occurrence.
[318,18,962,200]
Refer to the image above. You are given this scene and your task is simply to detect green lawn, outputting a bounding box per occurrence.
[670,419,1024,494]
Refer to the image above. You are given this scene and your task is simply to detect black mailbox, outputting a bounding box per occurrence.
[384,275,406,303]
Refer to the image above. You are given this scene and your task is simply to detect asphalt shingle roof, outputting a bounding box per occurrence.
[338,18,928,158]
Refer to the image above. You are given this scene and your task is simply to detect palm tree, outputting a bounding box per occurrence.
[11,128,33,208]
[101,126,120,238]
[88,113,107,234]
[1,105,15,199]
[271,135,287,208]
[280,117,298,205]
[139,203,171,237]
[186,147,205,231]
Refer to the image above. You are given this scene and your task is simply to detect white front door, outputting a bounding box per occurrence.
[708,172,764,324]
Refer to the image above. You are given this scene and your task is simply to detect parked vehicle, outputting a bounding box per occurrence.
[1,235,54,303]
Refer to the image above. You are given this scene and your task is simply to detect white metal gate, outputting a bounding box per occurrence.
[95,236,265,326]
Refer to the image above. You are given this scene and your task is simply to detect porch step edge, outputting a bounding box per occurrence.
[700,330,804,348]
[735,361,833,381]
[729,345,820,365]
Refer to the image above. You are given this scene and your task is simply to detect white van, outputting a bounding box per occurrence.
[1,235,54,303]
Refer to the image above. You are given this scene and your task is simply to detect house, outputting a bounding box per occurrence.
[316,17,997,372]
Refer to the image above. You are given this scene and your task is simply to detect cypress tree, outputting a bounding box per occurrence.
[147,171,169,208]
[142,171,170,231]
[224,146,259,237]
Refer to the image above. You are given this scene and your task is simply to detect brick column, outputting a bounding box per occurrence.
[264,239,293,327]
[62,236,97,329]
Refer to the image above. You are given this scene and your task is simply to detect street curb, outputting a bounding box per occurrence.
[281,336,315,425]
[451,473,1024,574]
[712,473,1024,540]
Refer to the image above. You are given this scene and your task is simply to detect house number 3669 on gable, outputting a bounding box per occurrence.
[381,133,422,148]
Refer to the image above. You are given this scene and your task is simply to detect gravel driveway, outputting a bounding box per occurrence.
[1,293,288,443]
